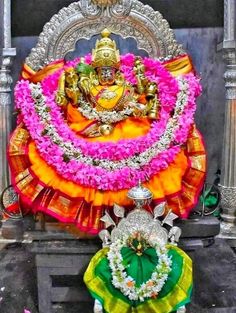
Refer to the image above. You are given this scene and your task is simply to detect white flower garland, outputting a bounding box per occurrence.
[78,95,135,124]
[107,237,172,302]
[29,77,189,171]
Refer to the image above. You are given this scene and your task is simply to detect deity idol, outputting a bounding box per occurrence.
[9,29,206,234]
[56,29,160,136]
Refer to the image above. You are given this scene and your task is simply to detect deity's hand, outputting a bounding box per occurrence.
[56,72,68,106]
[128,100,146,117]
[148,97,160,119]
[79,76,92,95]
[134,58,148,94]
[55,91,68,107]
[65,87,80,106]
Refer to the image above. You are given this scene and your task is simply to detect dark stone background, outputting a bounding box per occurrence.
[0,239,236,313]
[11,0,223,37]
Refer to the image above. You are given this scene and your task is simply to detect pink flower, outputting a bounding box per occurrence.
[14,53,201,191]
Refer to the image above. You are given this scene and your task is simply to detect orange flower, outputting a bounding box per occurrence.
[151,292,158,299]
[127,281,135,288]
[147,281,154,287]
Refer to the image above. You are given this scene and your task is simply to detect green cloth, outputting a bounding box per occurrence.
[121,246,158,287]
[95,247,185,306]
[84,245,193,313]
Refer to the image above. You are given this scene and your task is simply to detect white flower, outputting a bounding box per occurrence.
[107,234,172,302]
[29,77,189,173]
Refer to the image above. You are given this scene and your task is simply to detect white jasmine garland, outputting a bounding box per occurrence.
[78,96,135,124]
[29,78,189,172]
[107,237,172,302]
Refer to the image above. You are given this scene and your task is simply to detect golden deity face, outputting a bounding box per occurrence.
[97,66,116,86]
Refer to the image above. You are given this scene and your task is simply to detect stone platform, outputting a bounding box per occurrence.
[0,239,235,313]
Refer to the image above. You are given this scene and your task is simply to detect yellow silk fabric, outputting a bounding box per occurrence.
[21,54,193,82]
[67,104,151,140]
[163,55,194,77]
[84,245,192,313]
[21,60,64,82]
[90,85,125,110]
[28,140,188,206]
[9,55,206,232]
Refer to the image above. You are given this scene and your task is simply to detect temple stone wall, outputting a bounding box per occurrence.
[6,0,225,185]
[11,0,223,37]
[175,28,225,183]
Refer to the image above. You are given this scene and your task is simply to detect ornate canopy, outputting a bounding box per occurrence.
[25,0,185,71]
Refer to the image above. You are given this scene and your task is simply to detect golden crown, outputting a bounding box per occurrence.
[92,29,120,69]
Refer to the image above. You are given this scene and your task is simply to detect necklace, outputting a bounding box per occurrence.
[90,84,134,112]
[78,95,134,123]
[99,89,118,100]
[93,84,122,100]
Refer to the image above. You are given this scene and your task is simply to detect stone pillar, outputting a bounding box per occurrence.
[219,0,236,246]
[0,0,16,193]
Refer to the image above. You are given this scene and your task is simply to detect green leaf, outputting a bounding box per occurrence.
[76,63,95,75]
[200,194,218,207]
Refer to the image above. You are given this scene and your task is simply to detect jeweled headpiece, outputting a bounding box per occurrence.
[92,29,120,69]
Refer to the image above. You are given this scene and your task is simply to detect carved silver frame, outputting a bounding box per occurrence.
[25,0,185,71]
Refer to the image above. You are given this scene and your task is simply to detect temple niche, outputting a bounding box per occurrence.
[6,0,226,186]
[1,1,236,313]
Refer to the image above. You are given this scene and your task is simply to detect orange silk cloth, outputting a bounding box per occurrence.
[9,55,206,234]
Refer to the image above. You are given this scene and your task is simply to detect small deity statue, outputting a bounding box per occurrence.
[55,29,160,137]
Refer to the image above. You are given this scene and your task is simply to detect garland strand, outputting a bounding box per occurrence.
[14,54,201,190]
[107,237,172,302]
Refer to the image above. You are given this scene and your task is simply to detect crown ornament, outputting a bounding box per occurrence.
[92,29,120,69]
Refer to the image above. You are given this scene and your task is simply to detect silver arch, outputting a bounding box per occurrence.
[25,0,185,71]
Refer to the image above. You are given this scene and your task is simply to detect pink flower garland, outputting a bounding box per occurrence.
[39,54,179,161]
[14,54,201,191]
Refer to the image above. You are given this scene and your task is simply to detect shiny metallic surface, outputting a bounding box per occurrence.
[0,185,22,219]
[127,183,153,201]
[25,0,185,71]
[127,182,153,209]
[1,186,18,208]
[0,47,16,193]
[219,185,236,240]
[218,185,236,247]
[221,99,236,186]
[91,0,119,6]
[3,0,12,48]
[110,208,169,245]
[0,0,16,194]
[219,0,236,245]
[224,0,235,41]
